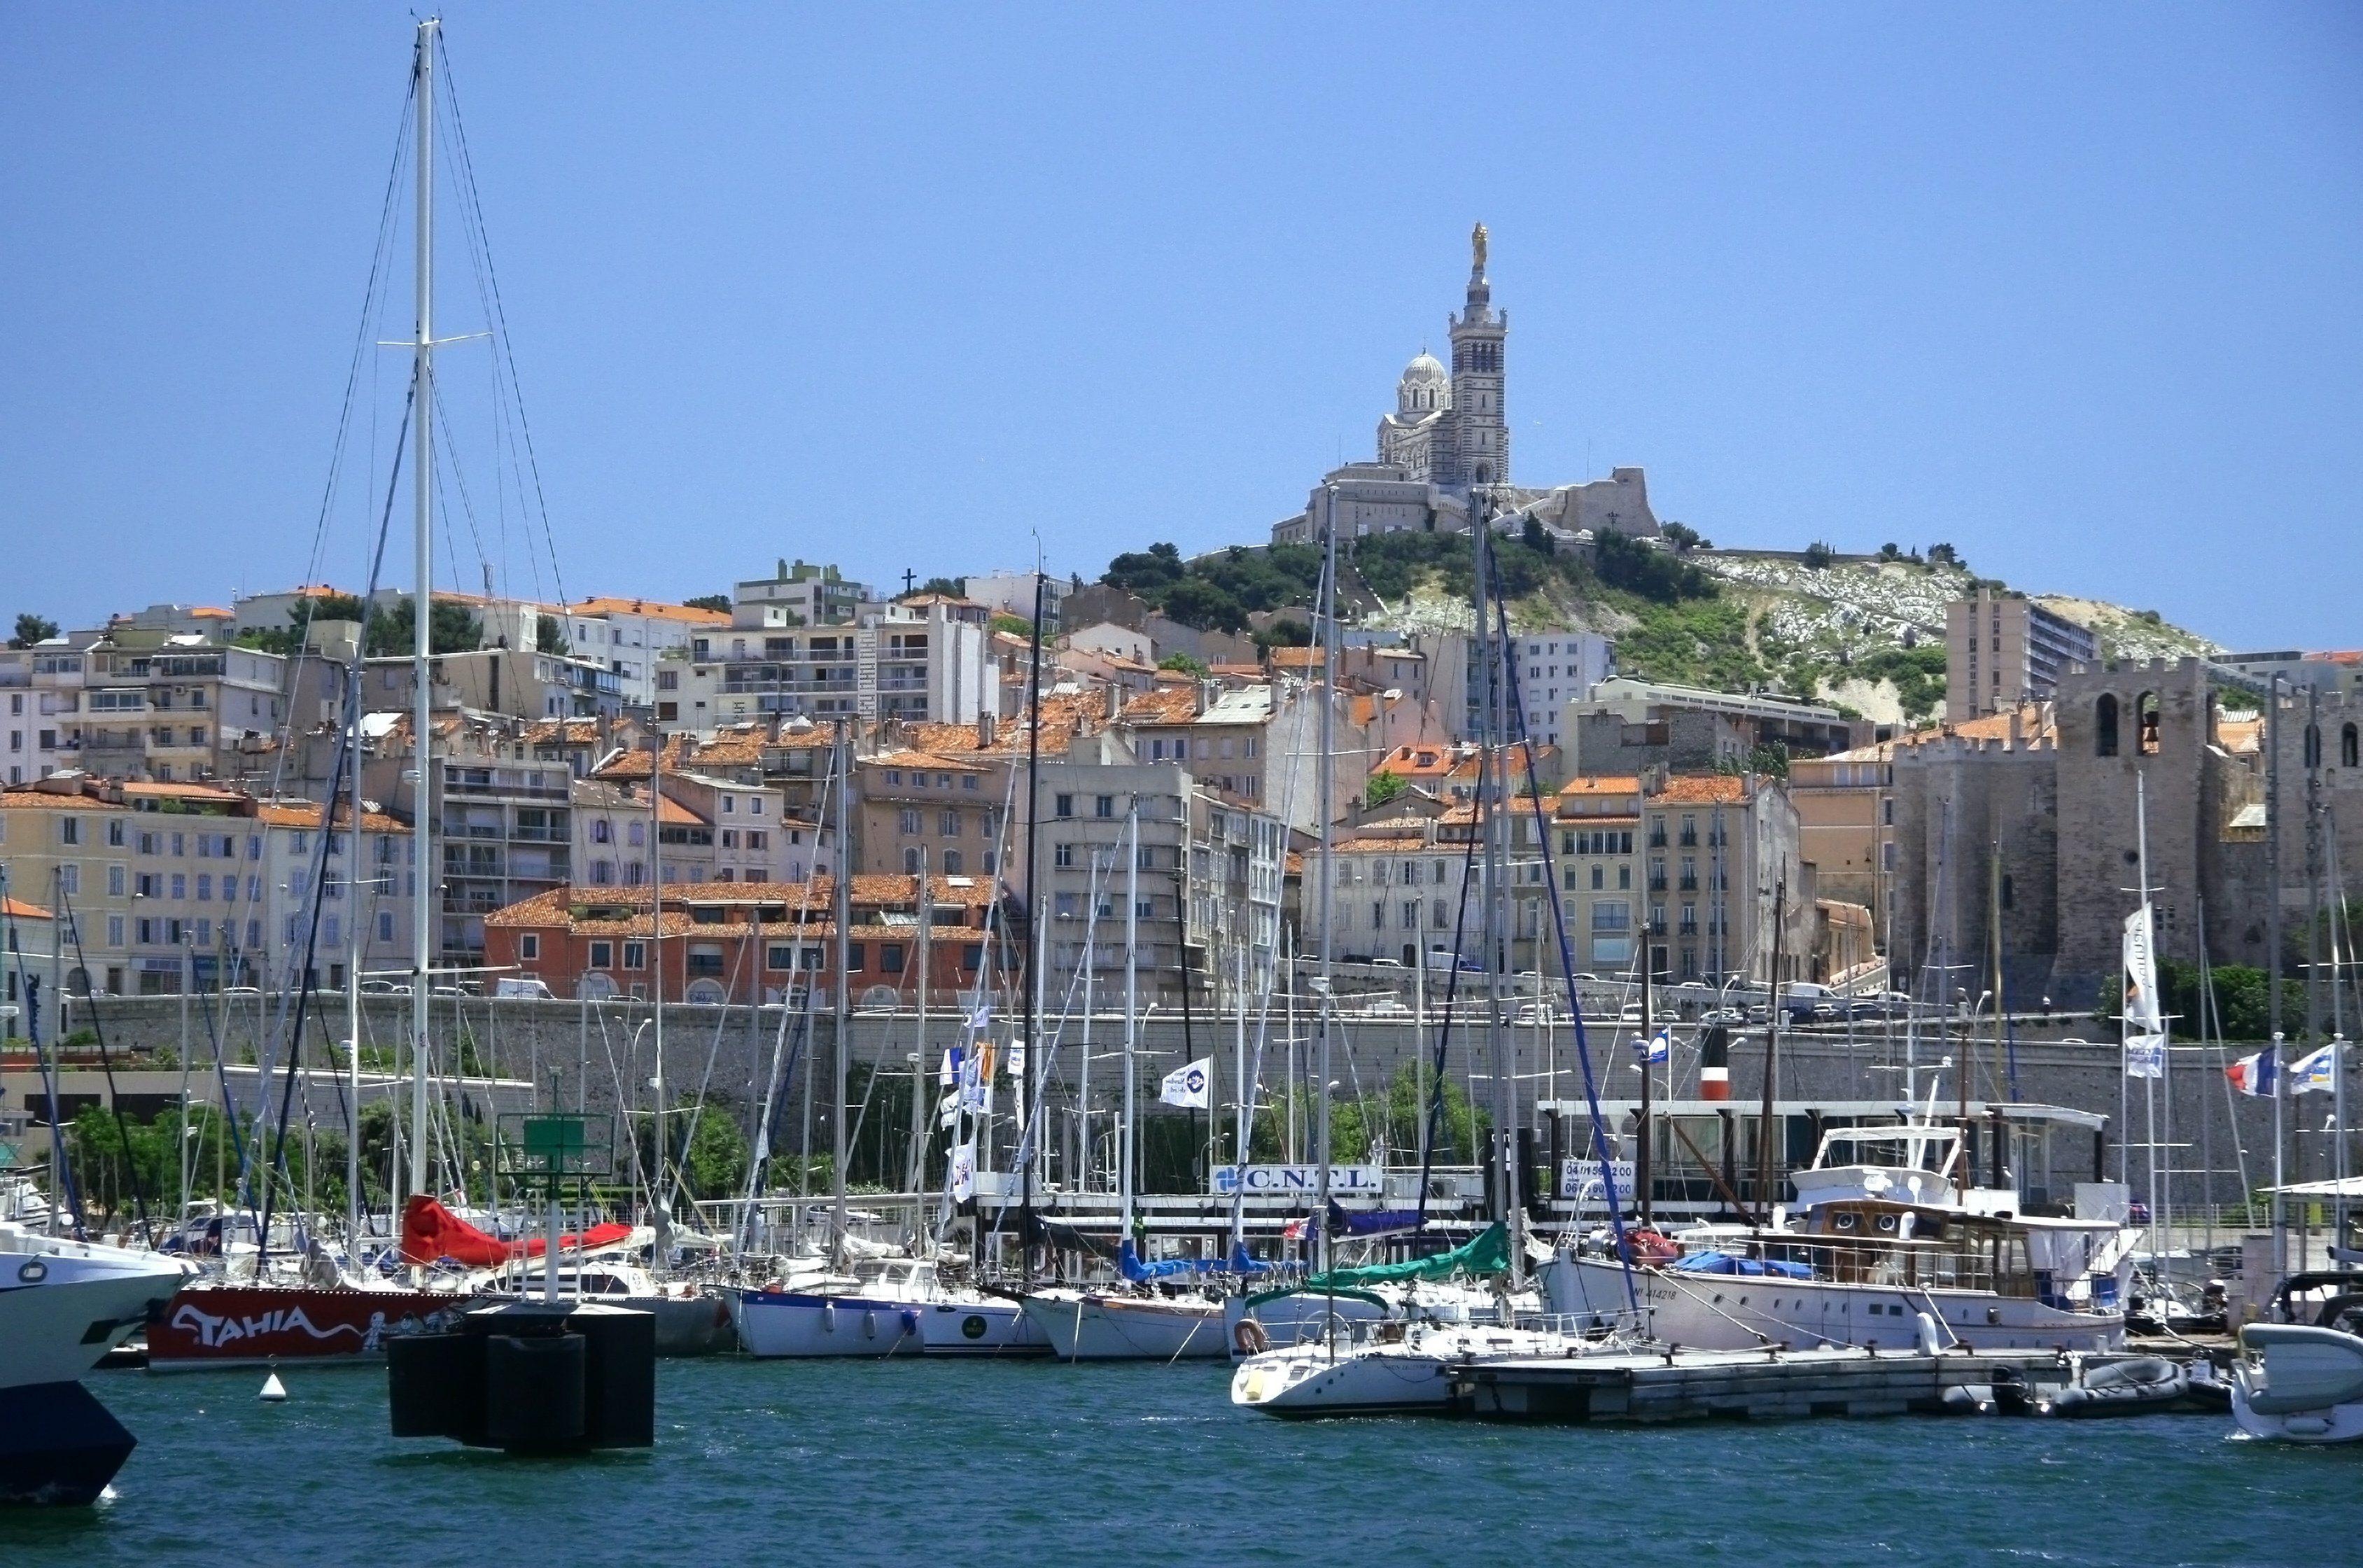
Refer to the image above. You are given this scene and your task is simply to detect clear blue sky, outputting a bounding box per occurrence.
[5,4,2359,649]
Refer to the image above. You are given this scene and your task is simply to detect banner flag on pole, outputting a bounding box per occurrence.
[1161,1056,1213,1110]
[2122,905,2167,1079]
[2291,1043,2338,1096]
[948,1141,976,1202]
[1633,1028,1671,1064]
[2226,1049,2277,1098]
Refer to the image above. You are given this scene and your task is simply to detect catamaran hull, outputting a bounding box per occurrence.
[733,1291,919,1358]
[1021,1292,1228,1361]
[144,1284,480,1371]
[917,1298,1049,1356]
[1542,1257,2122,1354]
[0,1382,137,1506]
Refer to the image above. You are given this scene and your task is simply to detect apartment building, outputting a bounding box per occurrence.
[572,769,809,890]
[49,633,288,785]
[1116,676,1368,836]
[0,640,97,785]
[1635,772,1812,987]
[1554,776,1645,976]
[484,873,1007,1007]
[1944,589,2099,724]
[857,748,1009,878]
[1028,756,1284,1011]
[0,775,412,997]
[0,895,57,1038]
[1786,742,1902,942]
[666,598,997,730]
[559,597,732,708]
[1567,678,1861,776]
[732,559,871,630]
[367,648,626,724]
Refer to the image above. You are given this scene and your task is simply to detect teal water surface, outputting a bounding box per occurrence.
[2,1357,2353,1567]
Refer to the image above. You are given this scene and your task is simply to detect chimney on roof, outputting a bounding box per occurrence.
[2007,708,2023,750]
[978,711,997,748]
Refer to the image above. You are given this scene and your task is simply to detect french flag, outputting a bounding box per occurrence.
[2226,1049,2276,1098]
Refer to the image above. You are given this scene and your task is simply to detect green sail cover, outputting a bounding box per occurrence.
[1302,1222,1510,1289]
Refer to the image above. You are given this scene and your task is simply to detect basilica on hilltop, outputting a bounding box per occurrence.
[1272,226,1662,549]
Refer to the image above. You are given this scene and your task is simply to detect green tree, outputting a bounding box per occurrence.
[1158,652,1209,677]
[365,596,482,657]
[681,594,732,613]
[1252,1064,1489,1166]
[990,612,1035,640]
[1661,522,1711,553]
[534,617,569,656]
[1103,542,1186,598]
[10,613,59,649]
[1252,617,1312,652]
[913,577,966,598]
[680,1101,749,1200]
[1363,771,1410,811]
[1158,578,1247,632]
[1801,540,1837,569]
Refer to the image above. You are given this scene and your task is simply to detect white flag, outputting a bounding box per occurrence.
[2291,1043,2339,1096]
[1161,1056,1212,1110]
[948,1140,976,1201]
[1007,1037,1028,1080]
[2122,905,2166,1078]
[937,1091,962,1129]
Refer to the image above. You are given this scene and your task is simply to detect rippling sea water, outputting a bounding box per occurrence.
[1,1357,2353,1567]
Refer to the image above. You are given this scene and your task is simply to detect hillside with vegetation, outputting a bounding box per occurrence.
[1098,531,2220,727]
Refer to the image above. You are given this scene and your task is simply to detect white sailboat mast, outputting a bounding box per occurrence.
[406,15,439,1199]
[1121,806,1139,1243]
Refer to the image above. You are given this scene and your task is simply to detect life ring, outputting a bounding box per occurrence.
[1234,1317,1270,1355]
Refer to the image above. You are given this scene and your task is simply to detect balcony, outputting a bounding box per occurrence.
[1648,876,1668,893]
[1678,876,1698,892]
[1648,832,1667,848]
[1678,831,1697,848]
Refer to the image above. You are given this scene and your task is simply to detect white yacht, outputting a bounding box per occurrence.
[0,1221,191,1502]
[1020,1286,1230,1362]
[1542,1115,2130,1353]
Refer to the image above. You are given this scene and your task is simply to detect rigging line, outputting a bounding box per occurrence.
[430,399,497,595]
[1492,551,1636,1305]
[0,876,83,1236]
[291,69,418,626]
[433,35,570,614]
[52,883,156,1245]
[1414,804,1485,1217]
[238,379,412,1184]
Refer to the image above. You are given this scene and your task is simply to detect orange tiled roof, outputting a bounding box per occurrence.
[1120,686,1199,725]
[1648,774,1751,805]
[525,719,604,746]
[567,596,733,625]
[1559,775,1641,797]
[254,802,406,833]
[867,748,986,774]
[1,896,54,921]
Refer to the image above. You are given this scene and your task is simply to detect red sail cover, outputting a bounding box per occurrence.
[400,1194,633,1266]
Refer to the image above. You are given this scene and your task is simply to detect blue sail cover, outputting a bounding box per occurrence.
[1117,1239,1270,1281]
[1669,1250,1813,1280]
[1326,1201,1428,1237]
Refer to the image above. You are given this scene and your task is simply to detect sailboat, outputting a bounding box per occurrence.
[150,18,489,1370]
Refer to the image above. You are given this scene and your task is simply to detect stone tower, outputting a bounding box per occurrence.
[1441,222,1508,494]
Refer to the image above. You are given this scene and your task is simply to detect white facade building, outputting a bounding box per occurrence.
[561,597,733,708]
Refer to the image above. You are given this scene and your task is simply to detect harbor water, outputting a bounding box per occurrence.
[2,1359,2353,1567]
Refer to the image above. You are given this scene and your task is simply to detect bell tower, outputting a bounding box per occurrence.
[1442,222,1508,494]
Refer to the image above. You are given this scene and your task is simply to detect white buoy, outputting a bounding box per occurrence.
[259,1372,288,1403]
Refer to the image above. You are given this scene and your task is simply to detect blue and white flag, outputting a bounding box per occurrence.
[2290,1043,2339,1096]
[966,1003,991,1033]
[1632,1027,1671,1065]
[939,1044,962,1087]
[1161,1056,1212,1110]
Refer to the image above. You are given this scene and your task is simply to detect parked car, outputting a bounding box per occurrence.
[494,977,555,1000]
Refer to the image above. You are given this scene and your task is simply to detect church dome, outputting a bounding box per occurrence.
[1397,350,1450,416]
[1401,351,1447,386]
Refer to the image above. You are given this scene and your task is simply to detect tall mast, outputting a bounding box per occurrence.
[1313,482,1337,1267]
[406,15,438,1199]
[649,731,668,1255]
[1473,499,1520,1264]
[2267,673,2285,1274]
[830,720,852,1263]
[1121,806,1138,1247]
[1018,570,1045,1277]
[345,657,365,1245]
[905,853,932,1203]
[1757,878,1786,1219]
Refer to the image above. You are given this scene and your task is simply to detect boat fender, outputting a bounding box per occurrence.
[863,1308,878,1339]
[1235,1317,1270,1356]
[822,1300,837,1333]
[1915,1312,1942,1355]
[900,1308,920,1334]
